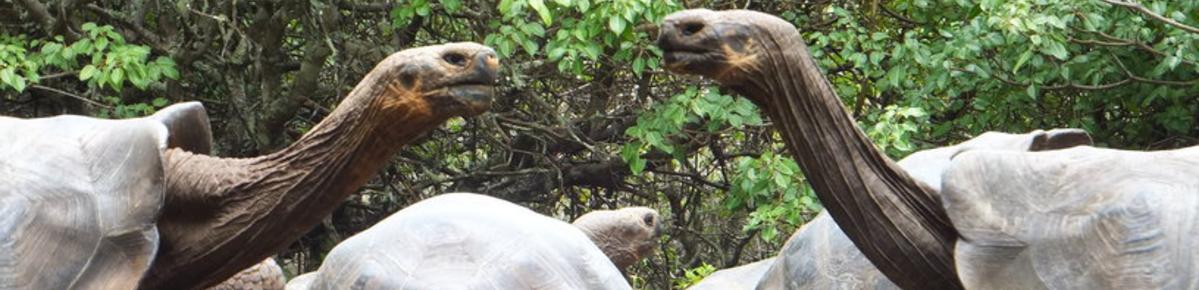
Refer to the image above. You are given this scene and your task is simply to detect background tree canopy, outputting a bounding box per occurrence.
[2,0,1196,288]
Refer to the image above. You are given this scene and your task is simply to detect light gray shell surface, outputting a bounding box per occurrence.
[945,146,1199,290]
[285,272,317,290]
[696,129,1092,290]
[0,115,167,290]
[306,193,631,290]
[687,258,775,290]
[0,102,210,290]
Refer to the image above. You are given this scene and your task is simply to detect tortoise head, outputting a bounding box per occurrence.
[572,207,661,270]
[362,42,499,119]
[657,9,798,92]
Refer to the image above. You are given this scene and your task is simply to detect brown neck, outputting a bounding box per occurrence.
[732,25,963,289]
[143,79,443,289]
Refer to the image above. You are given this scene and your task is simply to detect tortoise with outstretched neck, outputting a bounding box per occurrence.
[689,129,1093,290]
[0,42,499,289]
[661,8,1199,290]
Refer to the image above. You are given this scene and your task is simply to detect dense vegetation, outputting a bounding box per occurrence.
[3,0,1196,288]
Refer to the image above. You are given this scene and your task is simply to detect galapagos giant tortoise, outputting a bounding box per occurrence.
[689,129,1093,289]
[289,193,660,290]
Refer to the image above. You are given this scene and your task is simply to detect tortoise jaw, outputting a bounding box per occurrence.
[447,84,494,116]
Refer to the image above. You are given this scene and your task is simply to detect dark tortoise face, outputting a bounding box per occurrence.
[374,42,500,117]
[657,9,794,86]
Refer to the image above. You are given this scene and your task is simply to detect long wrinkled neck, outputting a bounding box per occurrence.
[146,76,442,289]
[736,27,963,289]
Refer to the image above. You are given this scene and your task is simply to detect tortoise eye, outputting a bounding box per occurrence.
[642,213,655,226]
[442,52,467,67]
[680,22,705,36]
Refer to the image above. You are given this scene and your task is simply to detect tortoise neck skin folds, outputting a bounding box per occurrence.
[142,43,499,289]
[658,9,963,290]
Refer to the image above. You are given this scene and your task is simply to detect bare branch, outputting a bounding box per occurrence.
[13,0,71,38]
[30,85,111,108]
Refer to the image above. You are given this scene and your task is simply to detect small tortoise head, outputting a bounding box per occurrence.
[657,9,793,86]
[572,207,661,270]
[362,42,499,118]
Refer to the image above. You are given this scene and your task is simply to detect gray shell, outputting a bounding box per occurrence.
[693,129,1092,289]
[305,193,631,290]
[687,258,775,290]
[945,146,1199,289]
[285,273,317,290]
[0,103,210,289]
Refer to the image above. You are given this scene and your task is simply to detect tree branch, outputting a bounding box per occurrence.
[30,85,111,108]
[1102,0,1199,34]
[84,4,169,53]
[14,0,69,38]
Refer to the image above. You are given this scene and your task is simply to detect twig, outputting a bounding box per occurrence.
[1102,0,1199,34]
[30,85,111,108]
[881,4,924,26]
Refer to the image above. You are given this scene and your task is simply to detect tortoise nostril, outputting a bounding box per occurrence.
[680,22,704,36]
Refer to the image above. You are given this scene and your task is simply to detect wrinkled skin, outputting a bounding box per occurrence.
[302,193,631,290]
[144,42,499,289]
[208,258,286,290]
[658,9,963,289]
[572,207,661,271]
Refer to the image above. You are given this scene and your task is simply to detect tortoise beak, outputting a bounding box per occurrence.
[450,50,499,116]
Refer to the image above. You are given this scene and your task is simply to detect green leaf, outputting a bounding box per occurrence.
[498,0,513,14]
[161,65,179,79]
[1013,48,1033,73]
[630,157,646,174]
[529,0,553,25]
[9,76,25,92]
[0,68,15,88]
[521,38,539,56]
[439,0,462,12]
[1041,41,1068,60]
[110,68,125,87]
[521,23,546,37]
[152,97,169,107]
[548,46,568,60]
[609,15,627,34]
[95,37,109,52]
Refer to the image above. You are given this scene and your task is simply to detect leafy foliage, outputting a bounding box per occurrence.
[674,263,717,289]
[1,23,176,118]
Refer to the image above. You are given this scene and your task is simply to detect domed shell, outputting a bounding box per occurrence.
[0,102,211,289]
[307,193,631,290]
